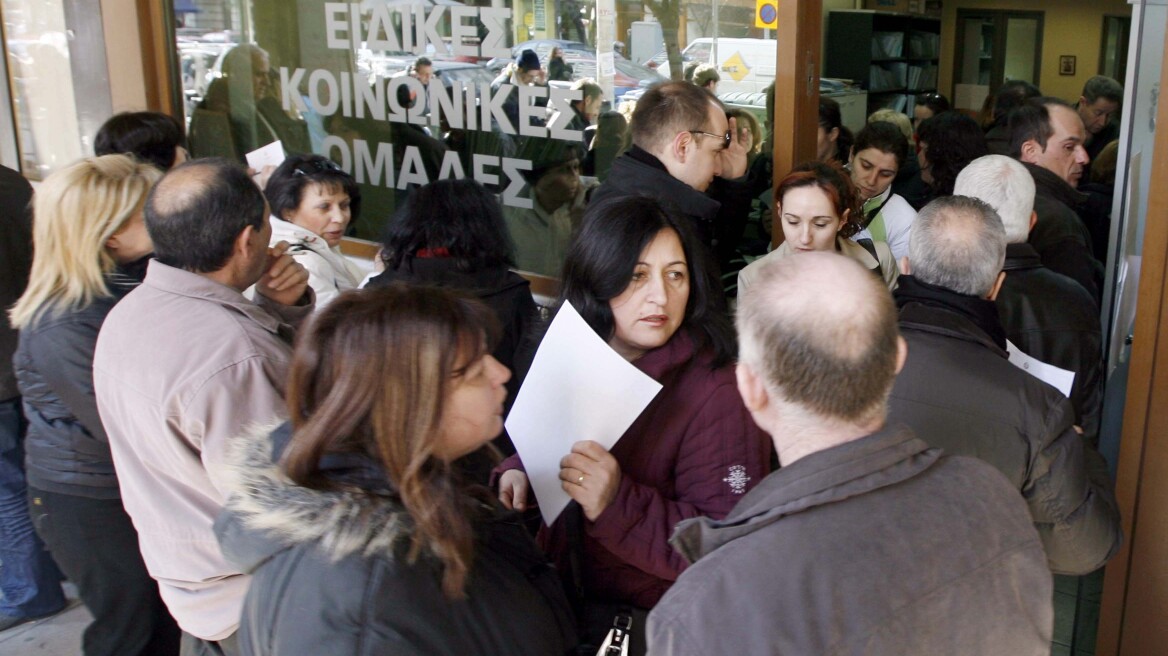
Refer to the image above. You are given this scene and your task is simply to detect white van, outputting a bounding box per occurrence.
[648,38,778,94]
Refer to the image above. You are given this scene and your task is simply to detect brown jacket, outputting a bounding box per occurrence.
[648,426,1053,656]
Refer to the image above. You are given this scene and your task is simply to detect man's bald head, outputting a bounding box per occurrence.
[145,158,266,273]
[737,252,900,424]
[909,195,1006,297]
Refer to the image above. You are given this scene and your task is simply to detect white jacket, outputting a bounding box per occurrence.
[268,216,365,308]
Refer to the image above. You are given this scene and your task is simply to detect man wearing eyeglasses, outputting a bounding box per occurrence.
[591,81,753,273]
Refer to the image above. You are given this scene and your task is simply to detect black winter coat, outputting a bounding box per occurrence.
[1025,162,1103,305]
[0,164,33,402]
[887,277,1122,575]
[591,146,756,274]
[215,422,579,656]
[997,243,1104,445]
[14,262,146,497]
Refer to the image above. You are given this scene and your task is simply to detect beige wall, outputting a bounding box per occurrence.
[938,0,1132,104]
[101,0,149,112]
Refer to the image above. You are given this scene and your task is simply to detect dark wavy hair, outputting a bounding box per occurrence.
[265,154,362,225]
[560,195,735,367]
[95,111,187,172]
[776,160,863,238]
[852,121,909,170]
[381,178,515,271]
[917,111,989,197]
[281,284,500,599]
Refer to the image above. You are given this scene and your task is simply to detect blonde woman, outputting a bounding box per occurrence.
[9,155,180,655]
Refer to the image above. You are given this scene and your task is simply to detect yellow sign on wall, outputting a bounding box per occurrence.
[755,0,778,29]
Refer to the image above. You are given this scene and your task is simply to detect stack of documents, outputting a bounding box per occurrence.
[871,32,905,59]
[907,31,940,59]
[907,64,938,91]
[869,62,907,91]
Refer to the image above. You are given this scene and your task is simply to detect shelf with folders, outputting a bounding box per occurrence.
[825,9,943,116]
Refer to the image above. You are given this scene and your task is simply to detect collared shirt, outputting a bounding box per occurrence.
[93,260,311,640]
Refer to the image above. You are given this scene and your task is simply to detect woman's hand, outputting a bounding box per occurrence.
[498,470,531,511]
[559,441,622,521]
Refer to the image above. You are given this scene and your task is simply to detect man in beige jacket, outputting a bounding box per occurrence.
[94,158,311,655]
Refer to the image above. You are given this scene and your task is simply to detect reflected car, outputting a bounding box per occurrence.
[487,41,662,100]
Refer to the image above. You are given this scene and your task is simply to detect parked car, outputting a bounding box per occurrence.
[487,41,663,100]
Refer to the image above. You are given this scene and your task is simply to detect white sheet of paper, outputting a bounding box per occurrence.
[245,140,286,171]
[1006,340,1075,398]
[505,301,662,525]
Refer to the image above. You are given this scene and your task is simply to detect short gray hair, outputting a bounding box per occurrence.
[736,252,899,424]
[953,155,1035,244]
[909,195,1006,297]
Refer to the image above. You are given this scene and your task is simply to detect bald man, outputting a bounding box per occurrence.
[889,195,1121,576]
[649,252,1053,655]
[94,159,311,653]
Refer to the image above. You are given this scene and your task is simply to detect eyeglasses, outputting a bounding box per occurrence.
[292,159,344,176]
[689,129,732,150]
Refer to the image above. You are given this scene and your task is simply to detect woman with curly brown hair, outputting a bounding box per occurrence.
[214,284,577,656]
[737,161,899,292]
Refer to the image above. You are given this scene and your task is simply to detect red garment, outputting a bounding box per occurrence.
[499,330,772,608]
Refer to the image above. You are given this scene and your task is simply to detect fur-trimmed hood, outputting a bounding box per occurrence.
[214,421,415,575]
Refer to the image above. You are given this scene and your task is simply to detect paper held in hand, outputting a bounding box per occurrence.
[1006,340,1075,398]
[245,140,286,172]
[505,301,663,525]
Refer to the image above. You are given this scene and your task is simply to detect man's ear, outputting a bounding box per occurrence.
[829,127,840,143]
[1019,139,1041,164]
[986,270,1006,301]
[898,256,911,276]
[1079,95,1089,108]
[1029,210,1038,233]
[235,224,257,258]
[670,130,692,164]
[735,361,770,413]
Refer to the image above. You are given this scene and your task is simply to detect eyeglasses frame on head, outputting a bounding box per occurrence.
[292,159,344,177]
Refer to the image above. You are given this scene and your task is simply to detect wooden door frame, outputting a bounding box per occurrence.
[771,0,820,248]
[136,0,183,118]
[1095,17,1168,655]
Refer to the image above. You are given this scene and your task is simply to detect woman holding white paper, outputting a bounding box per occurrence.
[262,154,366,308]
[496,195,771,650]
[215,284,578,655]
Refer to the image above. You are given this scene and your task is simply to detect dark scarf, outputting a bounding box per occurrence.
[894,275,1008,350]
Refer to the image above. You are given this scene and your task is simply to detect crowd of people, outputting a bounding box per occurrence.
[0,53,1125,656]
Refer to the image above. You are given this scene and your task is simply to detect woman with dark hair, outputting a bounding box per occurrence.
[94,111,188,171]
[847,120,918,260]
[817,97,851,163]
[496,195,770,653]
[548,47,573,82]
[912,92,951,130]
[916,111,989,202]
[215,285,578,656]
[738,161,898,291]
[263,154,365,307]
[366,178,539,460]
